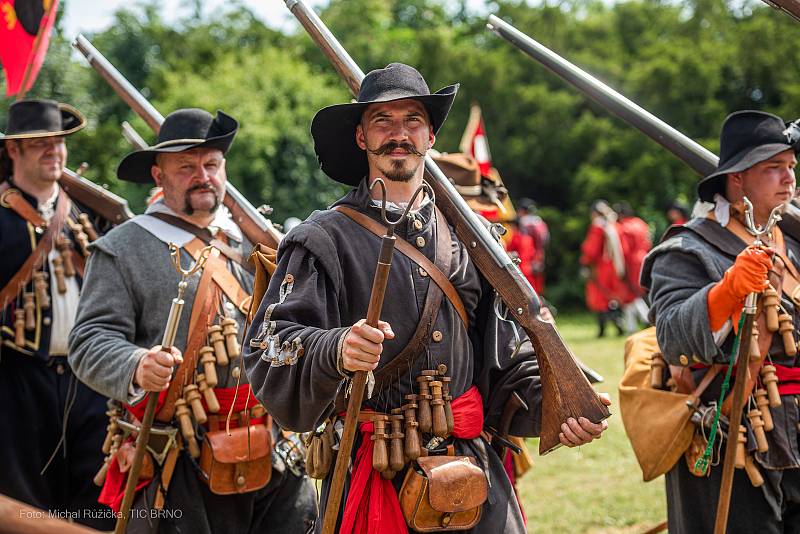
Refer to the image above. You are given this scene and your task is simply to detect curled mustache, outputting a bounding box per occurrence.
[368,141,424,157]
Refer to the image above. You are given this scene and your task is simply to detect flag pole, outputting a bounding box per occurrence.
[16,0,58,101]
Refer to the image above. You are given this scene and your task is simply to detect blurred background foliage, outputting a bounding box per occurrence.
[3,0,798,309]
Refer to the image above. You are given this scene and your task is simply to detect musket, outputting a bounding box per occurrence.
[285,0,610,457]
[761,0,800,22]
[485,14,800,238]
[484,16,795,530]
[59,168,133,224]
[121,121,148,151]
[72,34,283,249]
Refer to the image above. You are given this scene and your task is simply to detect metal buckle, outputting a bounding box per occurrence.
[117,420,179,465]
[274,432,307,477]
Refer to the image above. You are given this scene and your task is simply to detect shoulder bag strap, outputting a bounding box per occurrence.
[332,205,468,327]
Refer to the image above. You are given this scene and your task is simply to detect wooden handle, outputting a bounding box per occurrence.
[114,393,159,534]
[714,303,759,534]
[321,234,396,534]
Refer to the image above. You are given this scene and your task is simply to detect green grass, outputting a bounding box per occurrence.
[517,314,666,534]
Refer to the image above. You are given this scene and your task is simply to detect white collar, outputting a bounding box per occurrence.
[713,194,732,227]
[132,199,242,247]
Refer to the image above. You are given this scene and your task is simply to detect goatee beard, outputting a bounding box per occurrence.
[382,159,416,183]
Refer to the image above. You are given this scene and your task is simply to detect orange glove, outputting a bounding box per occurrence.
[707,246,773,331]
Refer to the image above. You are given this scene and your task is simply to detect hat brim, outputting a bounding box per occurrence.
[117,128,237,184]
[698,142,795,202]
[0,103,86,142]
[311,84,459,186]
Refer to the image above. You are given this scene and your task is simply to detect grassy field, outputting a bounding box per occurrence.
[517,314,666,534]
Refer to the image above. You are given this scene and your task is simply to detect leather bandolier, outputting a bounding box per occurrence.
[635,214,800,487]
[96,225,279,510]
[0,181,102,357]
[303,206,489,533]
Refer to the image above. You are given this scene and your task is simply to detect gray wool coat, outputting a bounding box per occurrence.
[68,218,252,403]
[642,217,800,531]
[244,178,541,533]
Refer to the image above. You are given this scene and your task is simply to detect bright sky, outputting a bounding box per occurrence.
[61,0,490,36]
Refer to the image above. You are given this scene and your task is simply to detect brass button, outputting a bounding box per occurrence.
[432,331,443,342]
[416,236,425,248]
[413,219,423,231]
[236,475,246,487]
[284,274,294,283]
[419,267,428,277]
[679,355,689,366]
[43,317,51,326]
[56,363,65,375]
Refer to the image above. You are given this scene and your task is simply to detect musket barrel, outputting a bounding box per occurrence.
[121,121,148,151]
[73,34,282,248]
[486,15,719,177]
[73,34,164,132]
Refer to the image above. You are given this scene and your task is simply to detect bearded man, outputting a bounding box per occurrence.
[69,108,317,533]
[244,63,609,534]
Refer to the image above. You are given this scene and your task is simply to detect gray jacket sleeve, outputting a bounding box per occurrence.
[648,250,721,365]
[68,240,146,402]
[244,234,349,432]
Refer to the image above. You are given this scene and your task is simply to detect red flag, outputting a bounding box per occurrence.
[459,103,492,177]
[0,0,59,97]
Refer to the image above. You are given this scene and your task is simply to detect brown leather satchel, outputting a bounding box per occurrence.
[198,423,272,495]
[398,456,487,532]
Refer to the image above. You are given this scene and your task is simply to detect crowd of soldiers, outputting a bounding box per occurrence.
[2,34,800,534]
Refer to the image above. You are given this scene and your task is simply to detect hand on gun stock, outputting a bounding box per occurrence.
[134,345,183,392]
[559,393,612,447]
[341,319,395,373]
[707,246,774,330]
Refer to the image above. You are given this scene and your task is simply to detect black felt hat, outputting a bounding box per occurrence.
[311,63,458,185]
[698,110,797,202]
[117,108,238,183]
[1,99,85,141]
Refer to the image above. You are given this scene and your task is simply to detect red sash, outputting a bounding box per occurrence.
[339,385,485,534]
[101,384,259,511]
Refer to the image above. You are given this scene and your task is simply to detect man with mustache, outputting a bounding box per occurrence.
[69,108,317,533]
[244,63,608,533]
[0,99,114,529]
[641,111,800,532]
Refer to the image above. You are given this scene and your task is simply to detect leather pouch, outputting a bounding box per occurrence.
[305,419,335,480]
[198,423,272,495]
[398,455,487,532]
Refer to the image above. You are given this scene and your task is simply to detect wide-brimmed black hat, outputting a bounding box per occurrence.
[311,63,458,185]
[117,108,238,183]
[1,99,85,141]
[698,110,797,202]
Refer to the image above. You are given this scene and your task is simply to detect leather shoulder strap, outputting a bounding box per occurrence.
[184,238,252,315]
[0,185,47,229]
[333,207,456,409]
[156,247,224,422]
[332,205,468,327]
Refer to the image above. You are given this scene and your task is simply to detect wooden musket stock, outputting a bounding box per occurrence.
[60,168,133,224]
[285,0,610,455]
[72,34,283,249]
